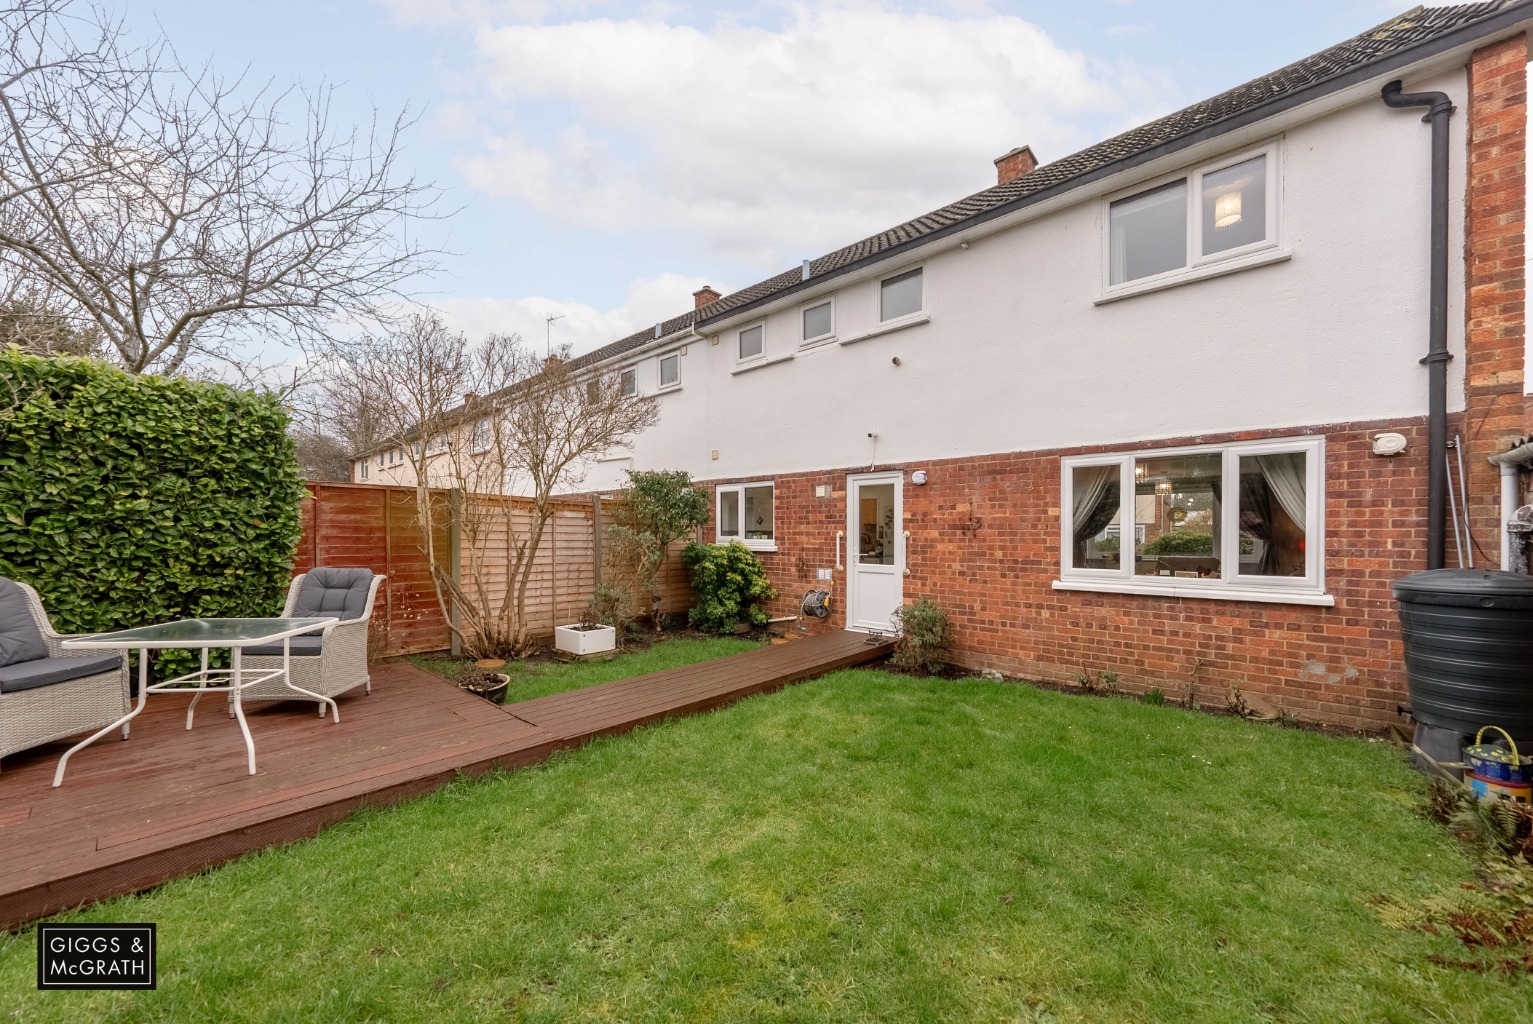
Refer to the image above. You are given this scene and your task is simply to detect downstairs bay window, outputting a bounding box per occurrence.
[716,482,775,551]
[1057,437,1327,604]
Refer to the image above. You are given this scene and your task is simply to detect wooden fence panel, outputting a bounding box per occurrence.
[297,485,698,657]
[298,484,450,658]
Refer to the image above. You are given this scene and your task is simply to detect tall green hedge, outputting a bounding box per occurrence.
[0,349,305,640]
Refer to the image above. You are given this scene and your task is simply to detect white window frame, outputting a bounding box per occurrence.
[878,266,925,325]
[1056,435,1328,605]
[800,297,835,346]
[619,367,637,397]
[1101,142,1282,296]
[715,481,776,551]
[470,418,492,453]
[359,461,369,482]
[736,321,766,364]
[657,351,681,391]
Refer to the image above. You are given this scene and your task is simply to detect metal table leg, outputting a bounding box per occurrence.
[279,637,341,723]
[230,645,257,775]
[54,648,151,788]
[186,648,211,730]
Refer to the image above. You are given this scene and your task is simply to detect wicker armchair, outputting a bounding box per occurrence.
[0,579,131,771]
[238,569,384,715]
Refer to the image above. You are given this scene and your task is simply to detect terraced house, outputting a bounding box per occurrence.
[356,2,1533,730]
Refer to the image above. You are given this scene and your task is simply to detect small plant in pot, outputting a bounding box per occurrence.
[462,669,511,704]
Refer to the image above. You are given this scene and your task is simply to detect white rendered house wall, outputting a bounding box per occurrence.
[579,67,1469,493]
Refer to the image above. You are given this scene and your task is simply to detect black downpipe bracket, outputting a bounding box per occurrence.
[1381,79,1455,571]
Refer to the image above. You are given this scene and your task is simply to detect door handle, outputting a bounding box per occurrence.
[835,530,844,571]
[903,530,911,576]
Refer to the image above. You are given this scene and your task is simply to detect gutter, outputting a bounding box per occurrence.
[1489,440,1533,569]
[1381,78,1456,571]
[696,4,1533,331]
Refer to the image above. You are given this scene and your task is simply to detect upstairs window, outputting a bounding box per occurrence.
[619,368,637,396]
[658,352,680,389]
[802,300,833,343]
[880,268,923,321]
[470,418,492,452]
[1108,147,1276,287]
[738,324,764,361]
[716,482,775,550]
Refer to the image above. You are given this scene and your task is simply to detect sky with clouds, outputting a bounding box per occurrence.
[113,0,1428,358]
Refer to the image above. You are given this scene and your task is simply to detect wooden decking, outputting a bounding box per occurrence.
[0,630,892,930]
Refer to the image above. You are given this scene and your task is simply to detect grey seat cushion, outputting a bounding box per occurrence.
[0,578,48,667]
[0,653,123,693]
[243,636,326,658]
[293,569,374,633]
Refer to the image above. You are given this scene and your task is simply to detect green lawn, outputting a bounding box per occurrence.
[403,635,762,704]
[3,666,1525,1022]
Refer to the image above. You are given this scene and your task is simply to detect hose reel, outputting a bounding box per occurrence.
[801,589,832,619]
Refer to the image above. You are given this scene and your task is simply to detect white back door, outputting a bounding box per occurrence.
[846,473,904,632]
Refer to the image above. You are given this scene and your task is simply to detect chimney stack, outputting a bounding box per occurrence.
[693,285,722,309]
[463,392,478,405]
[993,145,1038,186]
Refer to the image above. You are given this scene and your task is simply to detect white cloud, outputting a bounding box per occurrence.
[430,270,719,357]
[443,3,1177,269]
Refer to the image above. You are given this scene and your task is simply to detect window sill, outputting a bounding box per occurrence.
[717,541,778,553]
[1095,247,1292,305]
[655,384,683,394]
[799,335,837,351]
[1051,577,1334,607]
[730,352,796,376]
[838,312,930,347]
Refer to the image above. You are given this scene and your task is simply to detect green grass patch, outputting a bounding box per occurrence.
[2,671,1524,1022]
[403,635,762,703]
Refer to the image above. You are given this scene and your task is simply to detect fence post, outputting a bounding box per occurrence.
[449,487,462,658]
[592,495,604,586]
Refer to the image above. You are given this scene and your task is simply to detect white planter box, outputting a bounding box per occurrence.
[555,624,616,657]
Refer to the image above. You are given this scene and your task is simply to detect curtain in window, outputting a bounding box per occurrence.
[1257,453,1307,531]
[1071,466,1120,563]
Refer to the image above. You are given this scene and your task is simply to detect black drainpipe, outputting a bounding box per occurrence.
[1381,80,1455,571]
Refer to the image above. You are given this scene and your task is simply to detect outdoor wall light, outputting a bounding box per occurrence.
[912,470,928,485]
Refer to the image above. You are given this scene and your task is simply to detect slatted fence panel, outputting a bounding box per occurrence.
[297,486,696,656]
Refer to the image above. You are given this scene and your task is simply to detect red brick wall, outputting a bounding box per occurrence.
[1465,34,1532,561]
[706,417,1433,731]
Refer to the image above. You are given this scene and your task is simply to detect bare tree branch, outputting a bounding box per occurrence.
[0,0,444,374]
[318,317,658,657]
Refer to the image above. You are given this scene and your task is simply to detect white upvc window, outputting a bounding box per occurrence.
[470,418,492,452]
[716,481,775,551]
[359,461,369,482]
[801,298,834,344]
[737,322,765,363]
[880,267,923,322]
[658,351,681,390]
[1058,436,1325,603]
[1105,143,1280,290]
[619,367,637,397]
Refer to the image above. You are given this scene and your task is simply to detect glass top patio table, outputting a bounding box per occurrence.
[65,617,337,648]
[52,616,344,786]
